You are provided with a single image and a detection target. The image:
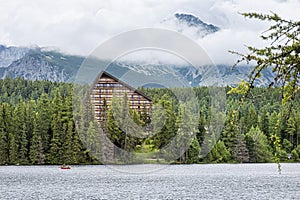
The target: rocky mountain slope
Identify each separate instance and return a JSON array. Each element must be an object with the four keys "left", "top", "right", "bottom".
[
  {"left": 0, "top": 44, "right": 274, "bottom": 87},
  {"left": 0, "top": 46, "right": 83, "bottom": 82}
]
